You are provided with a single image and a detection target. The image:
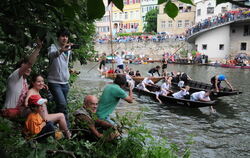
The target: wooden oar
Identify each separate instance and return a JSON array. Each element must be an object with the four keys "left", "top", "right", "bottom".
[{"left": 87, "top": 62, "right": 100, "bottom": 73}]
